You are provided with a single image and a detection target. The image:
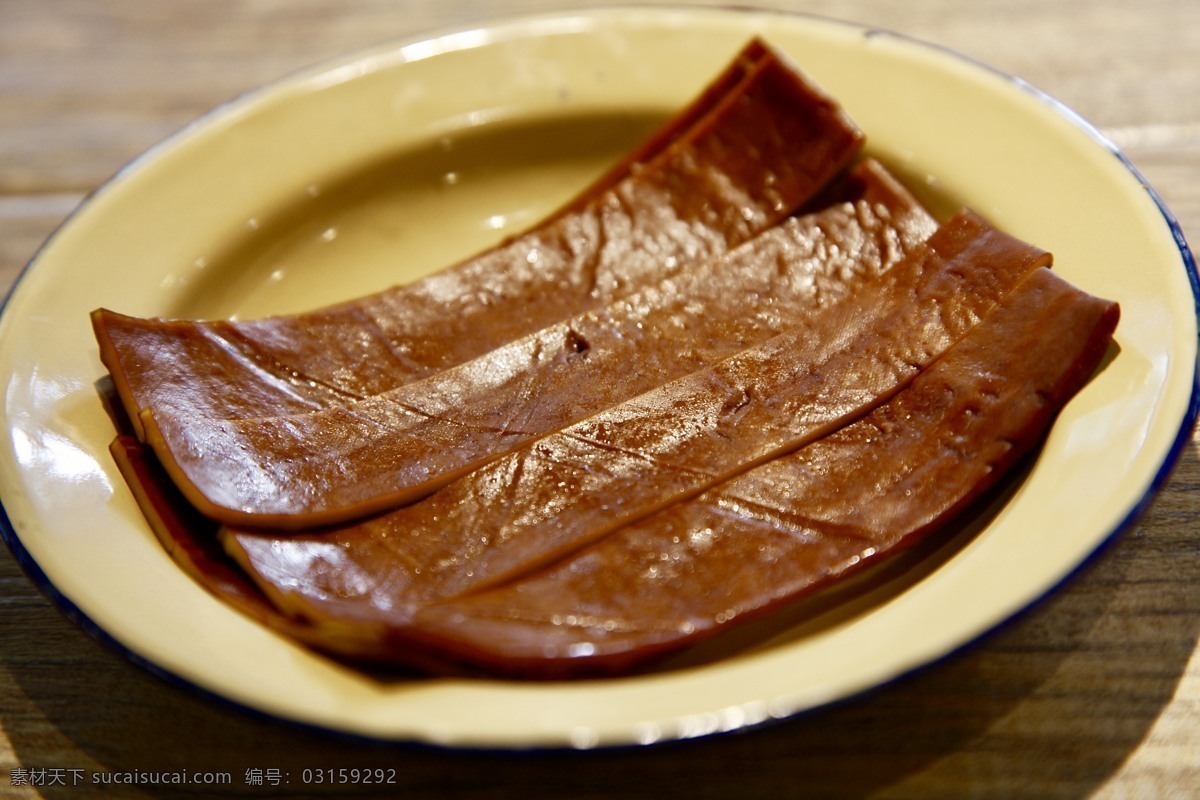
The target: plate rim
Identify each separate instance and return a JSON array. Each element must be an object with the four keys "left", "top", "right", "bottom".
[{"left": 1, "top": 3, "right": 1197, "bottom": 750}]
